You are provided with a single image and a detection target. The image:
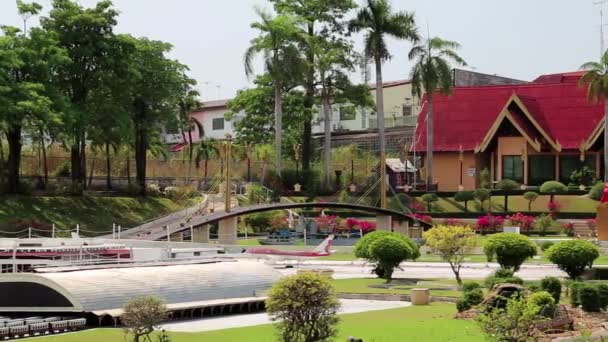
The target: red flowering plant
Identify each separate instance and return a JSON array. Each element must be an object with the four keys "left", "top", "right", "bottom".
[
  {"left": 413, "top": 213, "right": 432, "bottom": 224},
  {"left": 269, "top": 216, "right": 289, "bottom": 232},
  {"left": 562, "top": 221, "right": 575, "bottom": 237},
  {"left": 505, "top": 213, "right": 535, "bottom": 233},
  {"left": 476, "top": 214, "right": 504, "bottom": 233},
  {"left": 345, "top": 218, "right": 360, "bottom": 230},
  {"left": 547, "top": 201, "right": 561, "bottom": 215},
  {"left": 442, "top": 218, "right": 467, "bottom": 226},
  {"left": 410, "top": 201, "right": 426, "bottom": 213},
  {"left": 587, "top": 218, "right": 597, "bottom": 237},
  {"left": 314, "top": 215, "right": 344, "bottom": 233},
  {"left": 358, "top": 221, "right": 377, "bottom": 233}
]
